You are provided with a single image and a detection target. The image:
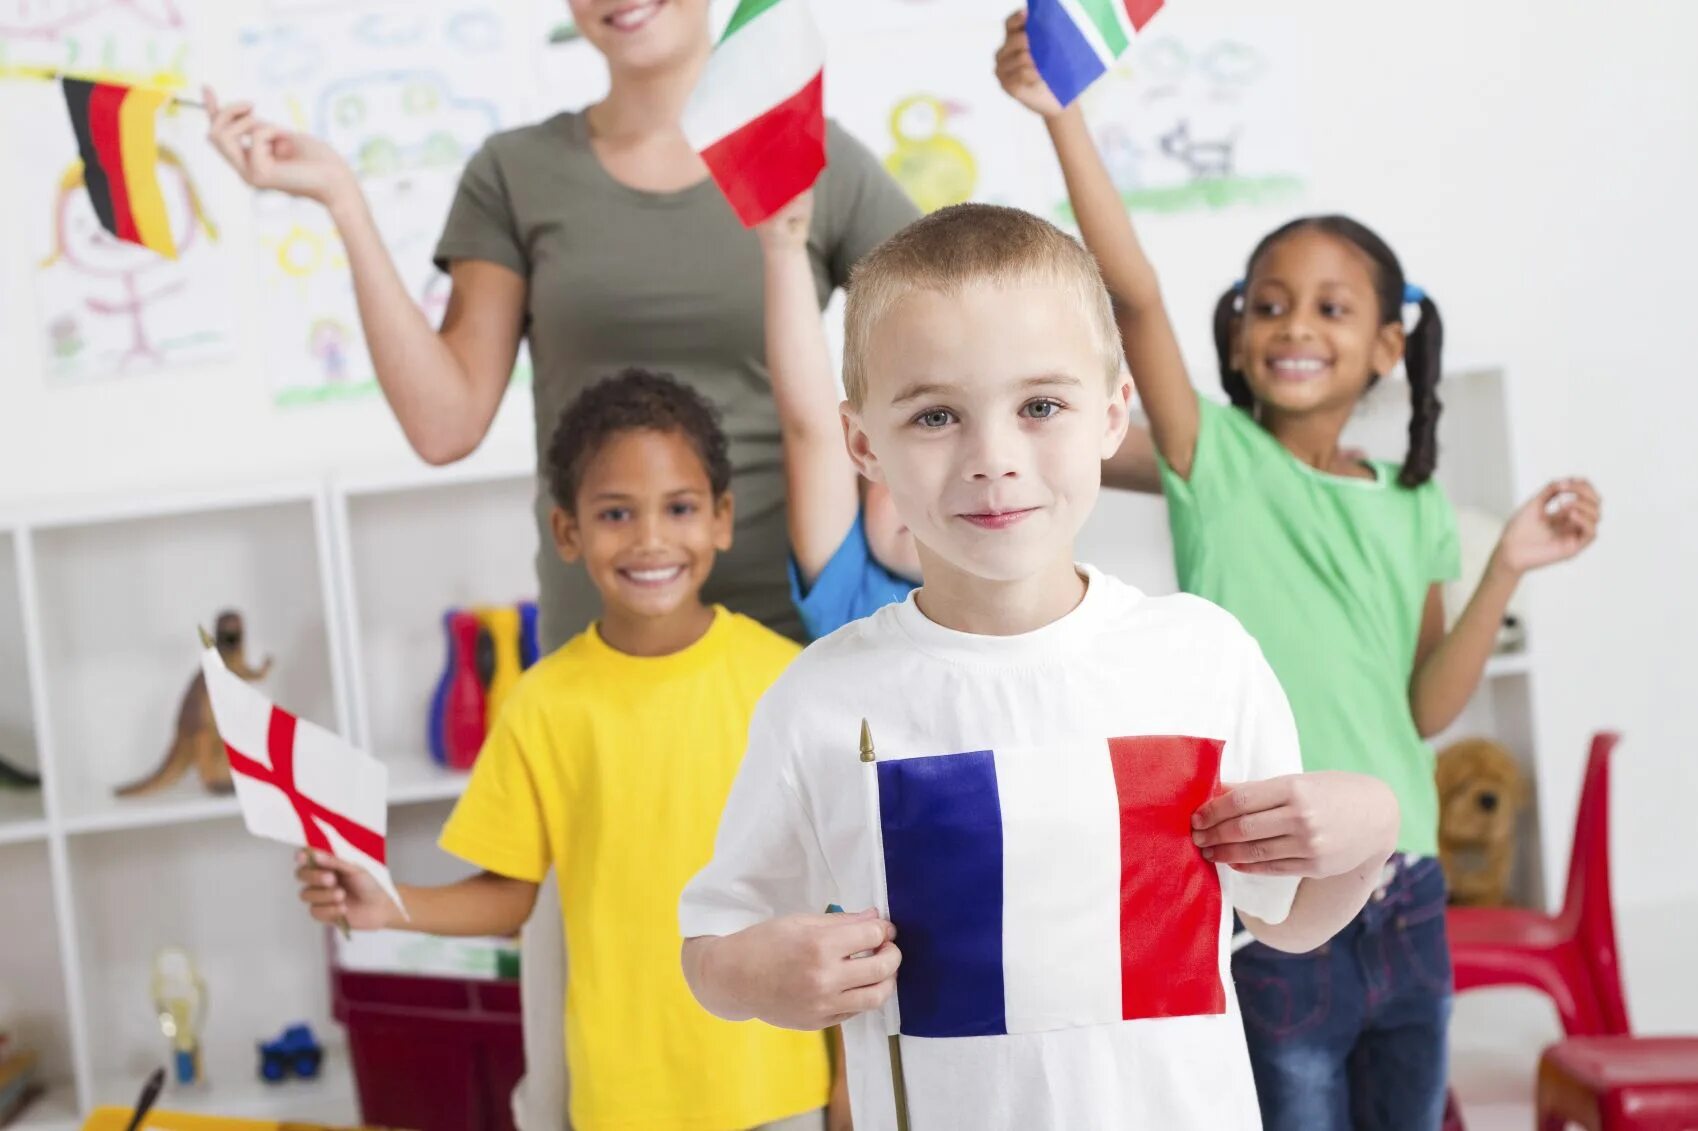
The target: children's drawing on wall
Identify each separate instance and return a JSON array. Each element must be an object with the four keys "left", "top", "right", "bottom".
[
  {"left": 240, "top": 0, "right": 523, "bottom": 406},
  {"left": 883, "top": 94, "right": 978, "bottom": 214},
  {"left": 35, "top": 142, "right": 230, "bottom": 378},
  {"left": 0, "top": 0, "right": 187, "bottom": 83},
  {"left": 827, "top": 21, "right": 1055, "bottom": 217},
  {"left": 1063, "top": 12, "right": 1309, "bottom": 217}
]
